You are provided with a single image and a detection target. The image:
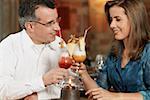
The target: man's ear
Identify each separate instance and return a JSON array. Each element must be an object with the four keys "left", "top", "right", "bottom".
[{"left": 24, "top": 22, "right": 34, "bottom": 32}]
